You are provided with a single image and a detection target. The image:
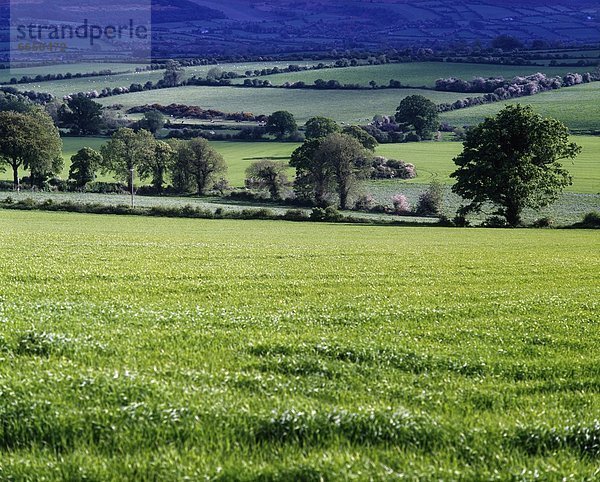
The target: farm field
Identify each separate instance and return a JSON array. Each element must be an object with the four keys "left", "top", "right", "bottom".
[
  {"left": 243, "top": 62, "right": 592, "bottom": 88},
  {"left": 0, "top": 210, "right": 598, "bottom": 479},
  {"left": 2, "top": 136, "right": 597, "bottom": 195},
  {"left": 96, "top": 86, "right": 469, "bottom": 124},
  {"left": 0, "top": 63, "right": 147, "bottom": 82},
  {"left": 440, "top": 81, "right": 600, "bottom": 133},
  {"left": 11, "top": 61, "right": 306, "bottom": 99}
]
